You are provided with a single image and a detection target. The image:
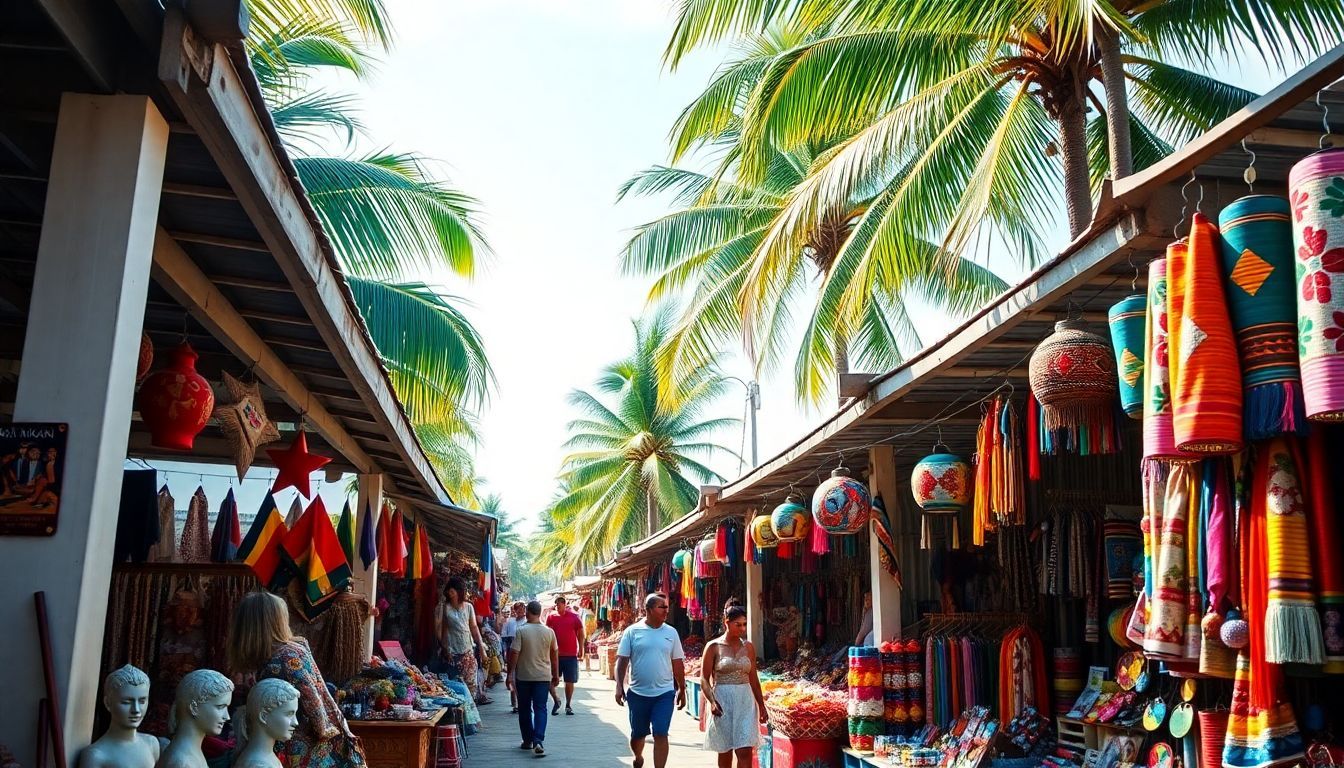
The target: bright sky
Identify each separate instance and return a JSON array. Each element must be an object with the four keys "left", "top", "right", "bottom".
[{"left": 153, "top": 2, "right": 1310, "bottom": 535}]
